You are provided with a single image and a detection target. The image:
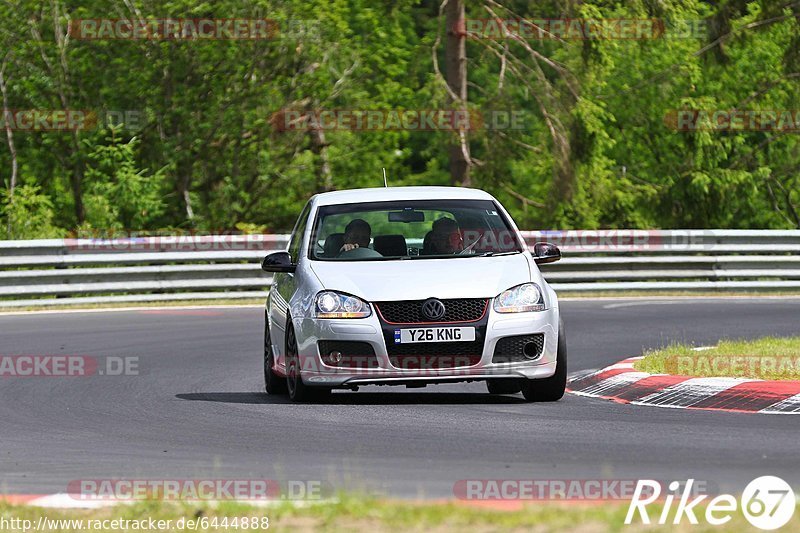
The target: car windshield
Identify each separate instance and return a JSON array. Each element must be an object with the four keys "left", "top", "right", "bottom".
[{"left": 309, "top": 199, "right": 524, "bottom": 261}]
